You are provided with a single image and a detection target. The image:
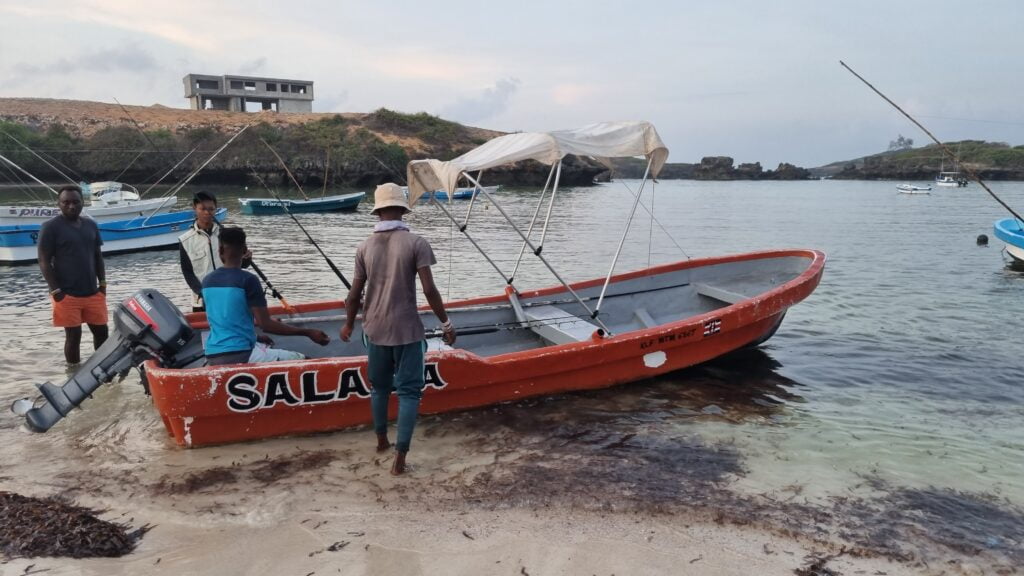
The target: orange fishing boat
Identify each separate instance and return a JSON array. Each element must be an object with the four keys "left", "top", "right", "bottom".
[
  {"left": 15, "top": 122, "right": 826, "bottom": 448},
  {"left": 141, "top": 249, "right": 823, "bottom": 447}
]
